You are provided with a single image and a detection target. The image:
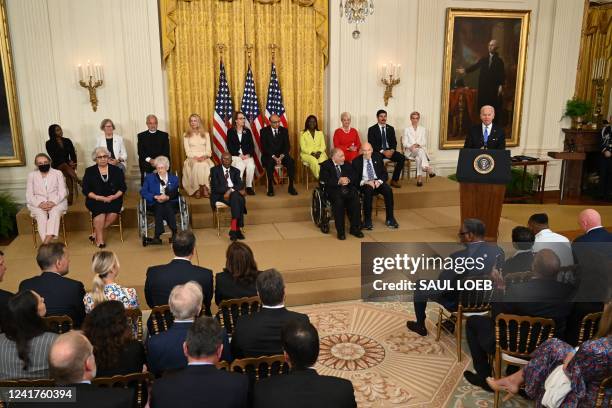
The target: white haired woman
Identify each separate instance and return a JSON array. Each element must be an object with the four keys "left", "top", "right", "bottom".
[
  {"left": 82, "top": 146, "right": 127, "bottom": 248},
  {"left": 140, "top": 155, "right": 179, "bottom": 244},
  {"left": 182, "top": 114, "right": 214, "bottom": 198}
]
